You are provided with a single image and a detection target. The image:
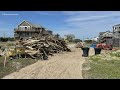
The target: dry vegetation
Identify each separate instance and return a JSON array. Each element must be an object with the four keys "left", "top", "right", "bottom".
[
  {"left": 0, "top": 57, "right": 37, "bottom": 78},
  {"left": 82, "top": 50, "right": 120, "bottom": 79}
]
